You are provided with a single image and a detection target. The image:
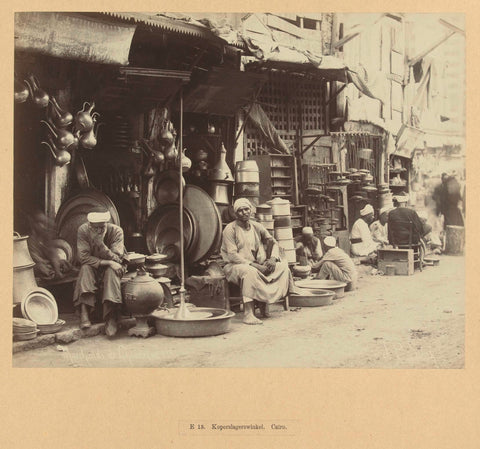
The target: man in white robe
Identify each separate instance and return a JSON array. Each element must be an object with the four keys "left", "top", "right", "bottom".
[
  {"left": 221, "top": 198, "right": 294, "bottom": 325},
  {"left": 350, "top": 204, "right": 379, "bottom": 257}
]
